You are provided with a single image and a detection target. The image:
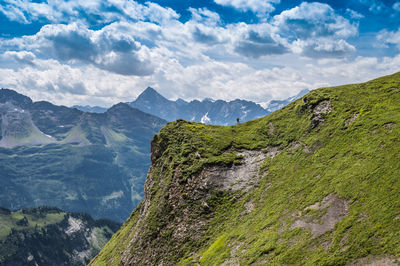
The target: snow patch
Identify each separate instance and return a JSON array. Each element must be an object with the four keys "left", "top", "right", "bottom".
[
  {"left": 200, "top": 112, "right": 211, "bottom": 124},
  {"left": 65, "top": 217, "right": 84, "bottom": 235}
]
